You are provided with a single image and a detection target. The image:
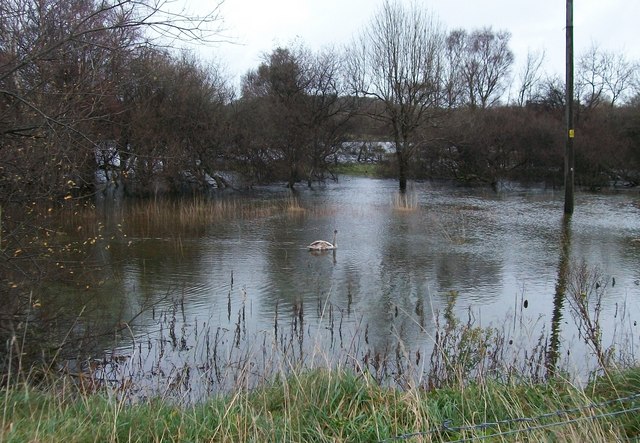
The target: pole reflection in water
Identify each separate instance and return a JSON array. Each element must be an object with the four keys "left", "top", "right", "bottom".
[
  {"left": 54, "top": 178, "right": 640, "bottom": 400},
  {"left": 547, "top": 214, "right": 572, "bottom": 377}
]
